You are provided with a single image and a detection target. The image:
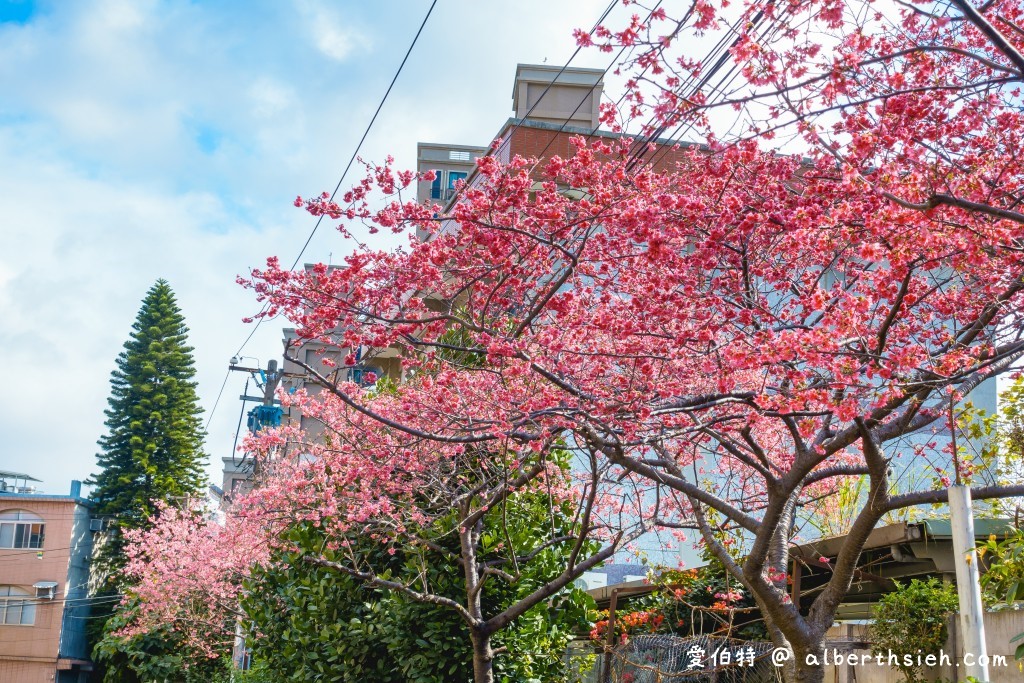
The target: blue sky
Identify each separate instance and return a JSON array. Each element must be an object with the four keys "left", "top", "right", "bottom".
[{"left": 0, "top": 0, "right": 622, "bottom": 495}]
